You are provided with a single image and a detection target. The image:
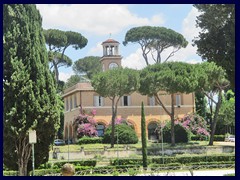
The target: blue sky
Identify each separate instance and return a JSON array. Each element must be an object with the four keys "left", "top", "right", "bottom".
[{"left": 36, "top": 4, "right": 202, "bottom": 82}]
